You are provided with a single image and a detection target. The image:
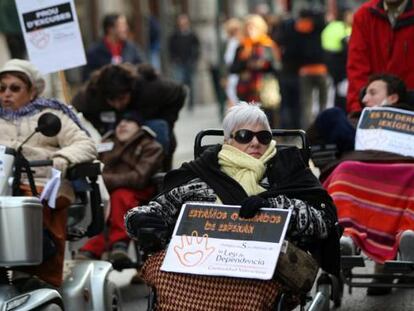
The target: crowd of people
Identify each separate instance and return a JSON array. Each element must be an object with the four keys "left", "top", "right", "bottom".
[{"left": 0, "top": 0, "right": 413, "bottom": 309}]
